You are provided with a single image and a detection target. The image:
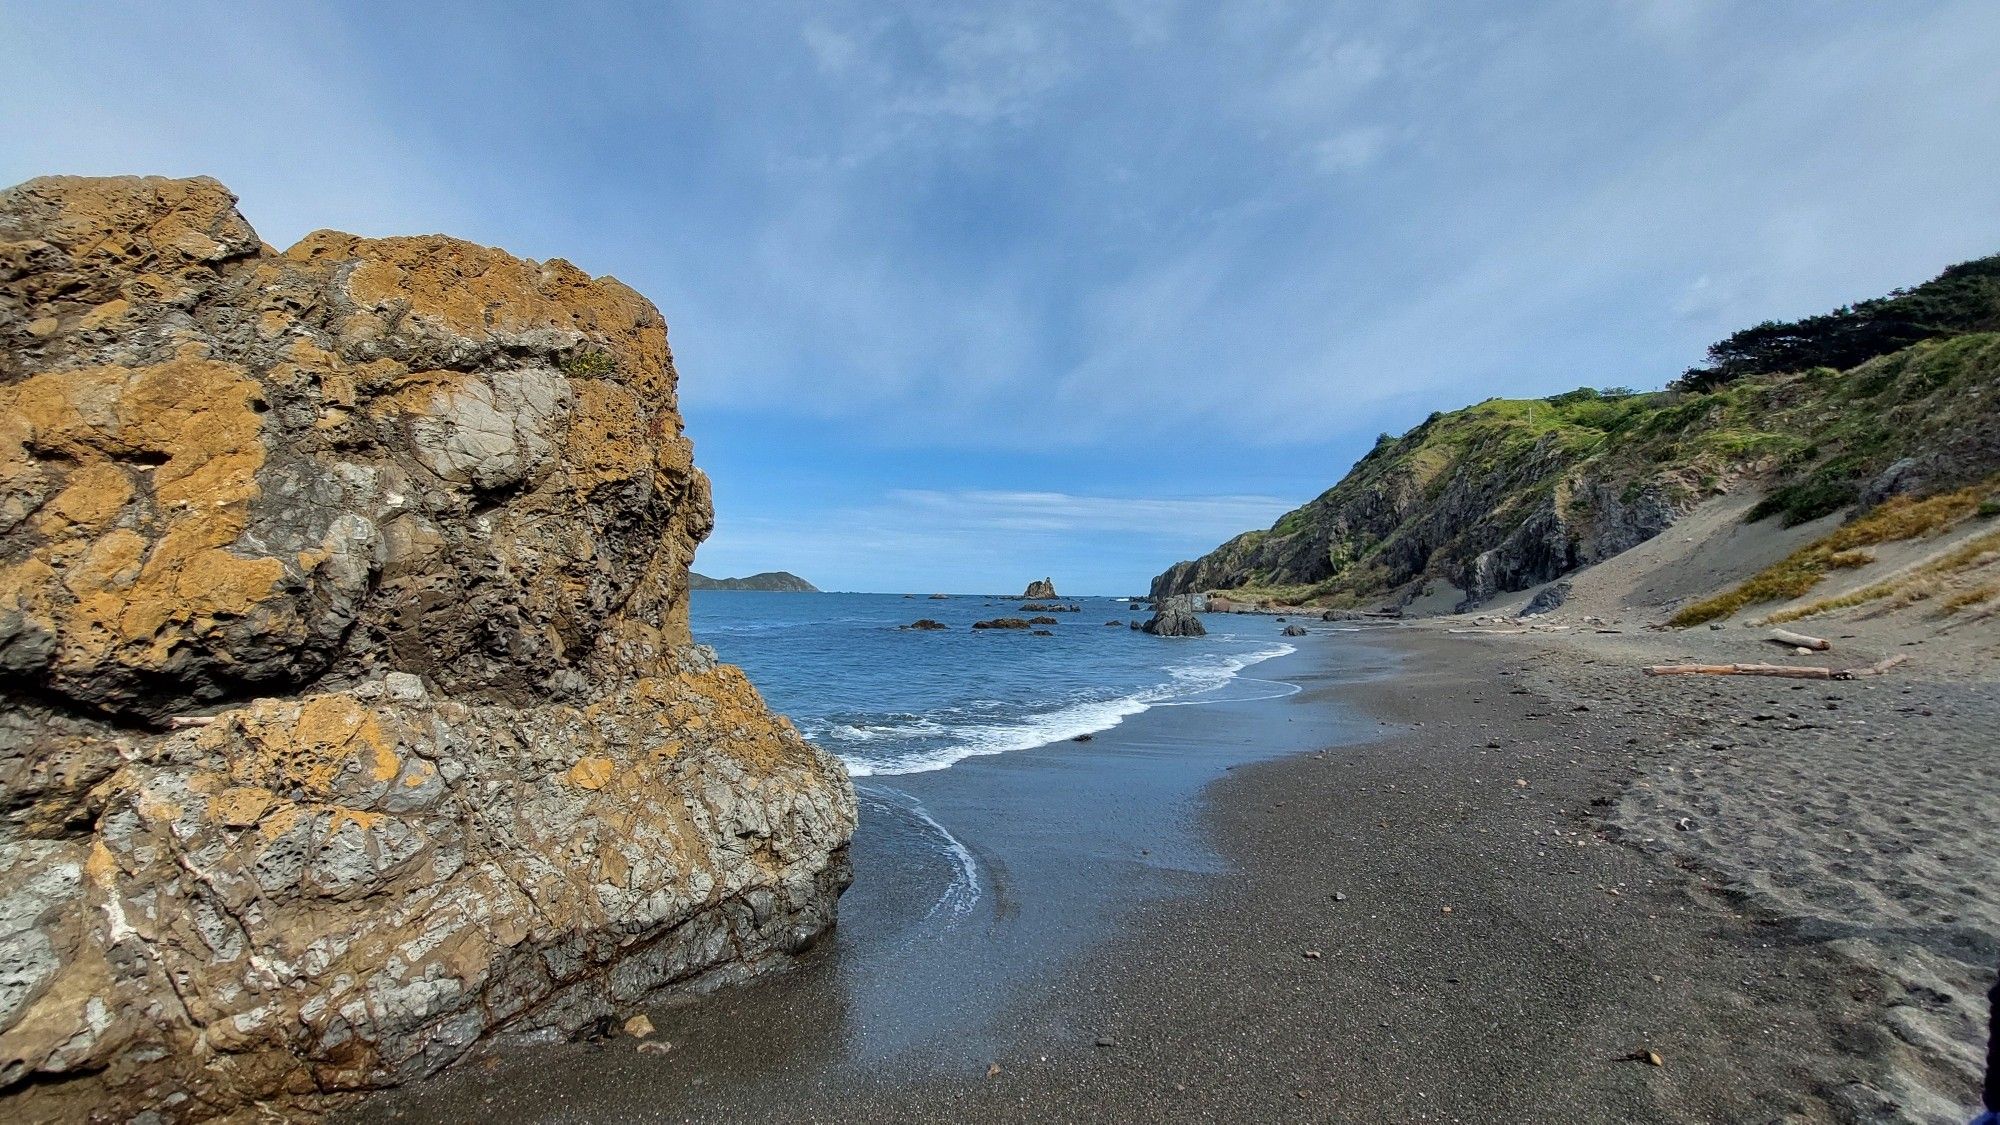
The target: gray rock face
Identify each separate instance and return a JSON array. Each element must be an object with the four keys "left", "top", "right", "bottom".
[
  {"left": 1521, "top": 580, "right": 1572, "bottom": 616},
  {"left": 0, "top": 176, "right": 856, "bottom": 1121},
  {"left": 1142, "top": 595, "right": 1207, "bottom": 637},
  {"left": 1152, "top": 431, "right": 1690, "bottom": 612},
  {"left": 1281, "top": 624, "right": 1308, "bottom": 636}
]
